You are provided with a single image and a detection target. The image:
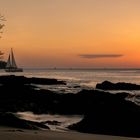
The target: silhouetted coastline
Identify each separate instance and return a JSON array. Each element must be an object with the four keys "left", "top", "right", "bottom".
[
  {"left": 96, "top": 80, "right": 140, "bottom": 90},
  {"left": 1, "top": 75, "right": 140, "bottom": 137},
  {"left": 0, "top": 112, "right": 49, "bottom": 130}
]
